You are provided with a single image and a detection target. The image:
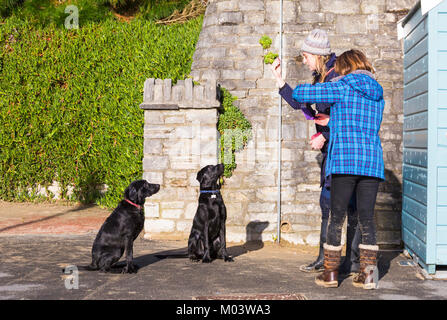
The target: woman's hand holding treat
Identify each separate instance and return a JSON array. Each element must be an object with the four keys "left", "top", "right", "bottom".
[{"left": 270, "top": 57, "right": 285, "bottom": 88}]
